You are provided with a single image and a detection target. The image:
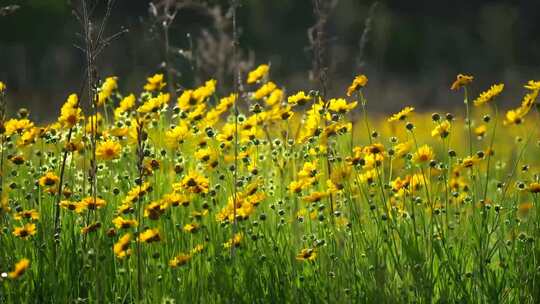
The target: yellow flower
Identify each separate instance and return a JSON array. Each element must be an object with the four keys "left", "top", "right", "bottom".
[
  {"left": 187, "top": 104, "right": 207, "bottom": 122},
  {"left": 431, "top": 120, "right": 451, "bottom": 138},
  {"left": 17, "top": 127, "right": 40, "bottom": 147},
  {"left": 298, "top": 161, "right": 318, "bottom": 180},
  {"left": 14, "top": 209, "right": 39, "bottom": 221},
  {"left": 13, "top": 223, "right": 37, "bottom": 239},
  {"left": 504, "top": 87, "right": 539, "bottom": 126},
  {"left": 169, "top": 254, "right": 192, "bottom": 268},
  {"left": 363, "top": 143, "right": 385, "bottom": 155},
  {"left": 8, "top": 258, "right": 30, "bottom": 279},
  {"left": 450, "top": 74, "right": 473, "bottom": 90},
  {"left": 137, "top": 93, "right": 170, "bottom": 114},
  {"left": 474, "top": 125, "right": 487, "bottom": 138},
  {"left": 288, "top": 180, "right": 305, "bottom": 194},
  {"left": 58, "top": 94, "right": 82, "bottom": 128},
  {"left": 4, "top": 118, "right": 34, "bottom": 136},
  {"left": 215, "top": 93, "right": 237, "bottom": 112},
  {"left": 114, "top": 233, "right": 132, "bottom": 259},
  {"left": 165, "top": 122, "right": 191, "bottom": 148},
  {"left": 461, "top": 156, "right": 480, "bottom": 168},
  {"left": 138, "top": 228, "right": 161, "bottom": 243},
  {"left": 359, "top": 169, "right": 377, "bottom": 184},
  {"left": 39, "top": 172, "right": 59, "bottom": 187},
  {"left": 388, "top": 106, "right": 414, "bottom": 122},
  {"left": 114, "top": 94, "right": 136, "bottom": 118},
  {"left": 253, "top": 81, "right": 276, "bottom": 100},
  {"left": 183, "top": 223, "right": 199, "bottom": 233},
  {"left": 288, "top": 91, "right": 312, "bottom": 106},
  {"left": 296, "top": 248, "right": 317, "bottom": 261},
  {"left": 412, "top": 145, "right": 435, "bottom": 164},
  {"left": 327, "top": 98, "right": 358, "bottom": 113},
  {"left": 177, "top": 171, "right": 209, "bottom": 194},
  {"left": 81, "top": 222, "right": 102, "bottom": 235},
  {"left": 529, "top": 182, "right": 540, "bottom": 193},
  {"left": 266, "top": 89, "right": 283, "bottom": 107},
  {"left": 122, "top": 182, "right": 152, "bottom": 206},
  {"left": 503, "top": 108, "right": 525, "bottom": 125},
  {"left": 97, "top": 76, "right": 118, "bottom": 106},
  {"left": 192, "top": 79, "right": 217, "bottom": 103},
  {"left": 524, "top": 80, "right": 540, "bottom": 91},
  {"left": 144, "top": 200, "right": 168, "bottom": 220},
  {"left": 79, "top": 197, "right": 107, "bottom": 210},
  {"left": 112, "top": 216, "right": 138, "bottom": 229},
  {"left": 163, "top": 192, "right": 191, "bottom": 207},
  {"left": 473, "top": 84, "right": 504, "bottom": 106},
  {"left": 177, "top": 89, "right": 195, "bottom": 111},
  {"left": 96, "top": 140, "right": 122, "bottom": 160},
  {"left": 191, "top": 244, "right": 205, "bottom": 255},
  {"left": 410, "top": 174, "right": 428, "bottom": 191},
  {"left": 144, "top": 73, "right": 166, "bottom": 91},
  {"left": 302, "top": 191, "right": 328, "bottom": 203},
  {"left": 247, "top": 64, "right": 269, "bottom": 84},
  {"left": 347, "top": 75, "right": 368, "bottom": 96},
  {"left": 60, "top": 200, "right": 84, "bottom": 213},
  {"left": 393, "top": 141, "right": 412, "bottom": 158},
  {"left": 223, "top": 233, "right": 243, "bottom": 249},
  {"left": 0, "top": 81, "right": 6, "bottom": 93}
]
